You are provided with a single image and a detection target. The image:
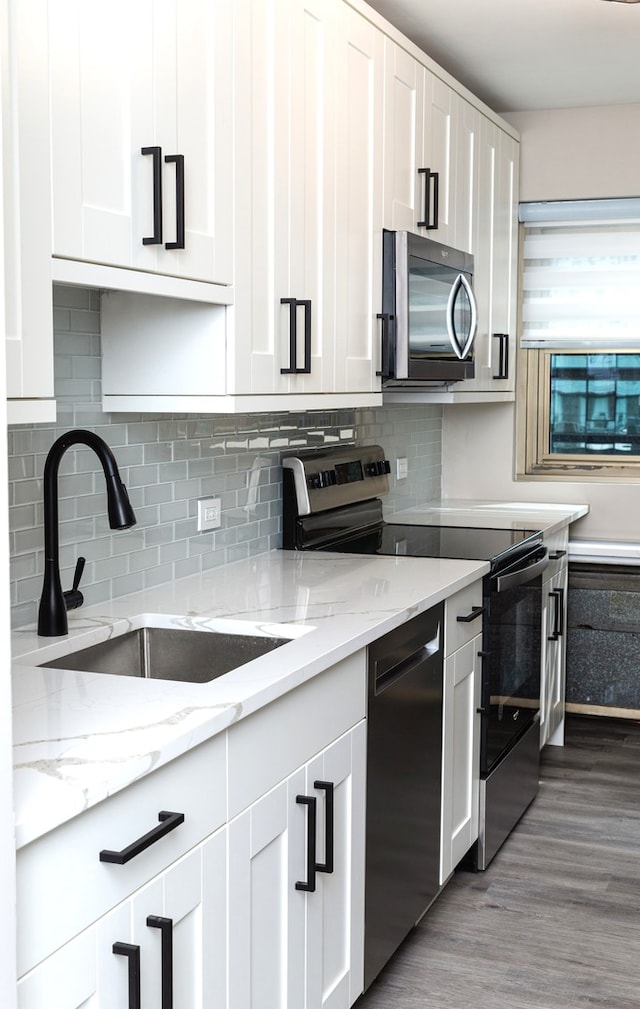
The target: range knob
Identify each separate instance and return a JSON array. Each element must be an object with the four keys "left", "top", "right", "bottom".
[
  {"left": 308, "top": 469, "right": 337, "bottom": 490},
  {"left": 319, "top": 468, "right": 337, "bottom": 487},
  {"left": 364, "top": 459, "right": 391, "bottom": 477}
]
